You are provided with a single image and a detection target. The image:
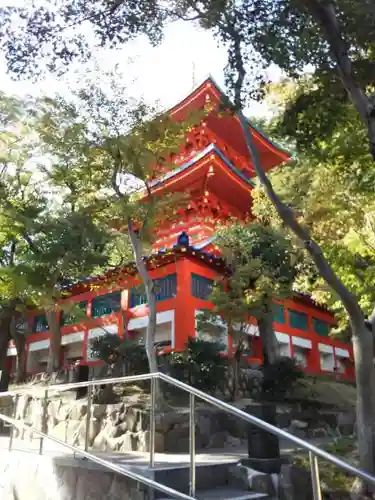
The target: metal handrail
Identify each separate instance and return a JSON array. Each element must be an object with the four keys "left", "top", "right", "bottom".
[
  {"left": 1, "top": 371, "right": 375, "bottom": 500},
  {"left": 0, "top": 411, "right": 196, "bottom": 500},
  {"left": 158, "top": 372, "right": 375, "bottom": 485},
  {"left": 0, "top": 372, "right": 157, "bottom": 398}
]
